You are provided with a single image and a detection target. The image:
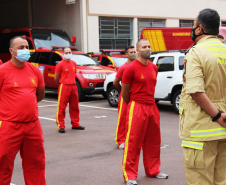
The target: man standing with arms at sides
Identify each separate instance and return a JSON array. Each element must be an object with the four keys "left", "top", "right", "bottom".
[
  {"left": 0, "top": 36, "right": 46, "bottom": 185},
  {"left": 121, "top": 39, "right": 168, "bottom": 185},
  {"left": 113, "top": 46, "right": 136, "bottom": 149},
  {"left": 55, "top": 47, "right": 85, "bottom": 133},
  {"left": 179, "top": 9, "right": 226, "bottom": 185}
]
